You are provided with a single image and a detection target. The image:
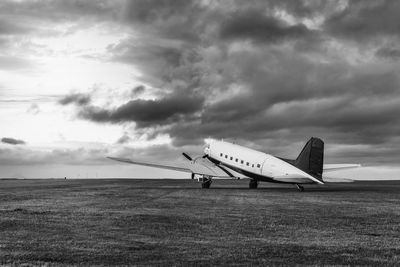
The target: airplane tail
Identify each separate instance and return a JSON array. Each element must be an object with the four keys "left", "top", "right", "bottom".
[{"left": 294, "top": 137, "right": 324, "bottom": 181}]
